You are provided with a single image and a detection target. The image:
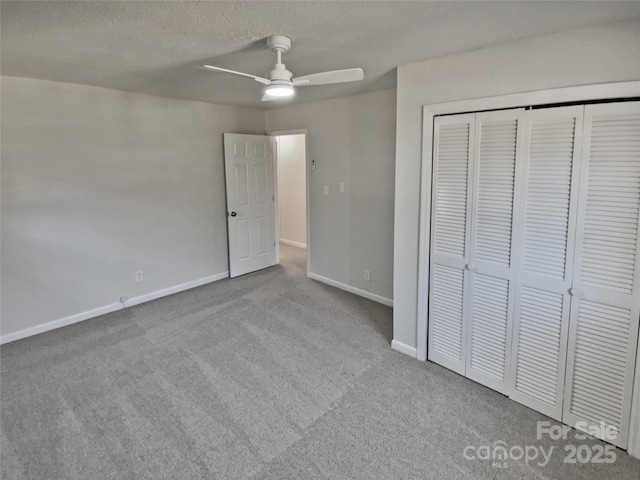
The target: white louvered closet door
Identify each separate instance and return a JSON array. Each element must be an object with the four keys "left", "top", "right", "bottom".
[
  {"left": 428, "top": 114, "right": 475, "bottom": 375},
  {"left": 465, "top": 109, "right": 524, "bottom": 394},
  {"left": 563, "top": 102, "right": 640, "bottom": 449},
  {"left": 509, "top": 106, "right": 584, "bottom": 420}
]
